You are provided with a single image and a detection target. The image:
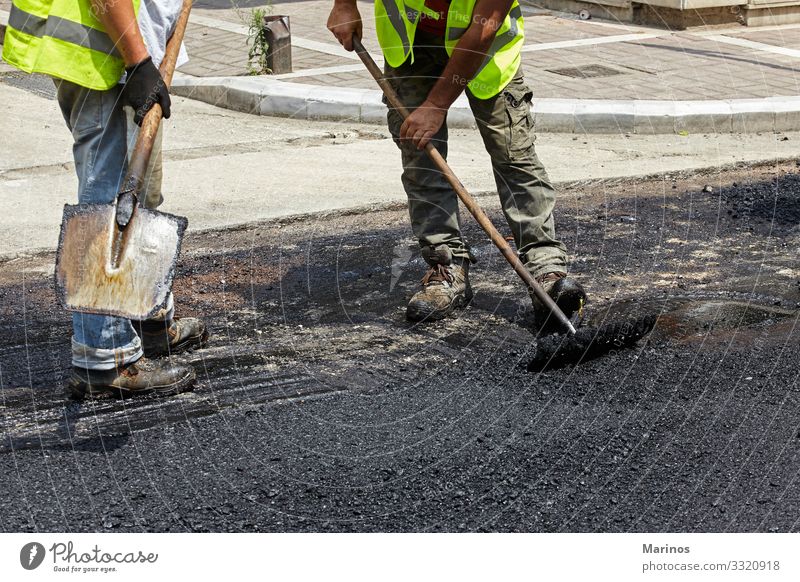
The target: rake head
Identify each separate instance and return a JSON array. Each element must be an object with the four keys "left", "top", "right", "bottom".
[{"left": 528, "top": 314, "right": 658, "bottom": 372}]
